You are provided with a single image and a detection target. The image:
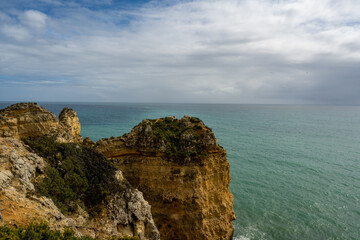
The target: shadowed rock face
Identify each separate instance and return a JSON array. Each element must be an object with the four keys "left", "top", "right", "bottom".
[
  {"left": 0, "top": 103, "right": 82, "bottom": 143},
  {"left": 0, "top": 103, "right": 160, "bottom": 240},
  {"left": 0, "top": 137, "right": 159, "bottom": 240},
  {"left": 96, "top": 116, "right": 236, "bottom": 240},
  {"left": 0, "top": 103, "right": 235, "bottom": 239}
]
